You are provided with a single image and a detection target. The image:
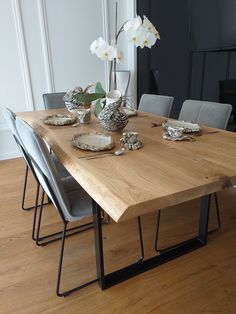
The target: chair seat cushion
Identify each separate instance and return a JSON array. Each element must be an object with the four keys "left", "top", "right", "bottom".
[
  {"left": 52, "top": 154, "right": 71, "bottom": 178},
  {"left": 61, "top": 176, "right": 92, "bottom": 221}
]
